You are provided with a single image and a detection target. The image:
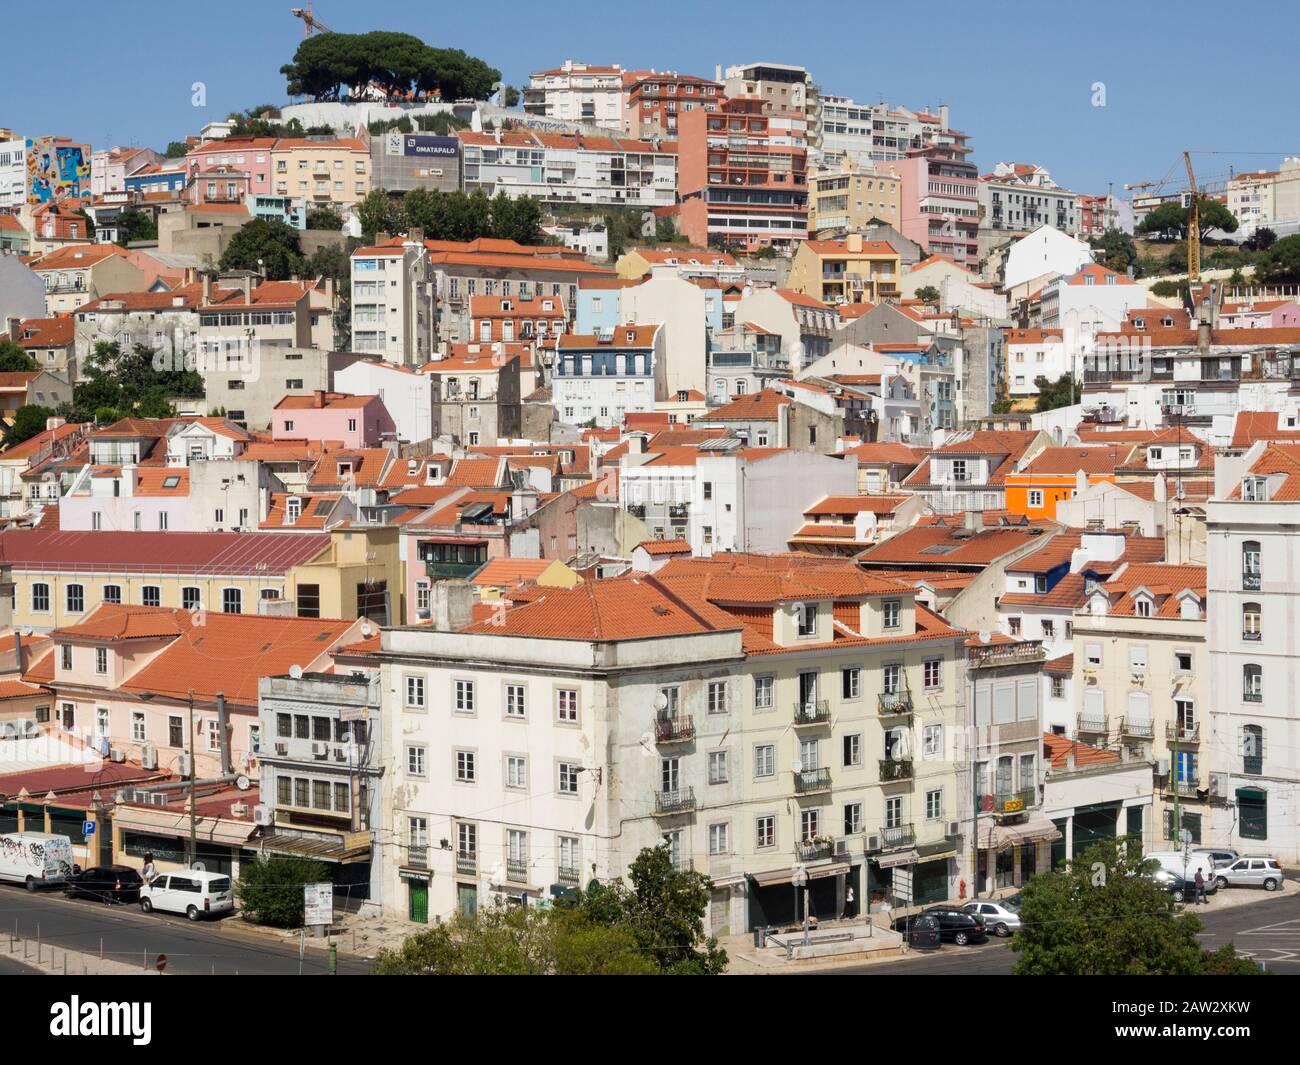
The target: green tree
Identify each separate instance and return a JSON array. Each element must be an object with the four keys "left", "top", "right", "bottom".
[
  {"left": 1090, "top": 228, "right": 1137, "bottom": 274},
  {"left": 218, "top": 218, "right": 304, "bottom": 279},
  {"left": 1012, "top": 840, "right": 1206, "bottom": 975},
  {"left": 1200, "top": 943, "right": 1263, "bottom": 976},
  {"left": 1137, "top": 198, "right": 1238, "bottom": 241},
  {"left": 306, "top": 206, "right": 345, "bottom": 231},
  {"left": 72, "top": 341, "right": 203, "bottom": 424},
  {"left": 117, "top": 209, "right": 158, "bottom": 244},
  {"left": 235, "top": 857, "right": 329, "bottom": 928},
  {"left": 164, "top": 141, "right": 190, "bottom": 159},
  {"left": 1255, "top": 234, "right": 1300, "bottom": 285},
  {"left": 489, "top": 192, "right": 542, "bottom": 244},
  {"left": 3, "top": 406, "right": 54, "bottom": 448},
  {"left": 503, "top": 85, "right": 520, "bottom": 108},
  {"left": 372, "top": 904, "right": 656, "bottom": 975},
  {"left": 1034, "top": 372, "right": 1077, "bottom": 412},
  {"left": 914, "top": 285, "right": 941, "bottom": 304},
  {"left": 356, "top": 188, "right": 405, "bottom": 241},
  {"left": 281, "top": 31, "right": 499, "bottom": 102},
  {"left": 1246, "top": 226, "right": 1277, "bottom": 251},
  {"left": 575, "top": 844, "right": 727, "bottom": 974},
  {"left": 0, "top": 339, "right": 37, "bottom": 373}
]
